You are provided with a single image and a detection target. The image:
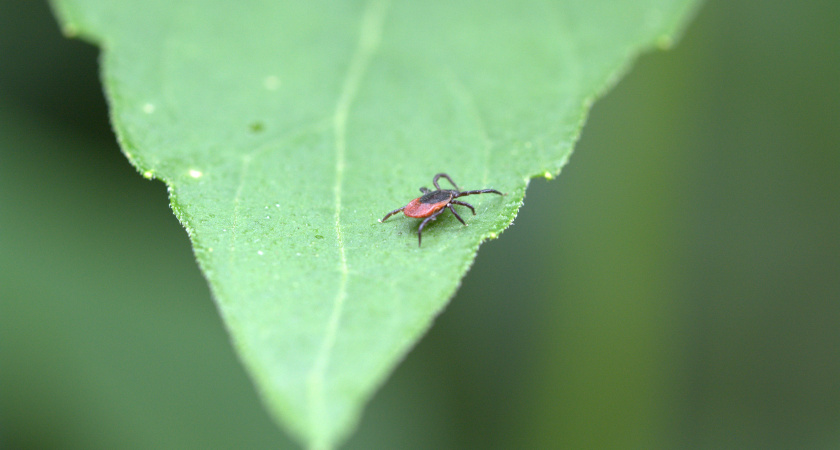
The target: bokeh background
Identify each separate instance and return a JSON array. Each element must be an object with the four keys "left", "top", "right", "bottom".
[{"left": 2, "top": 0, "right": 838, "bottom": 448}]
